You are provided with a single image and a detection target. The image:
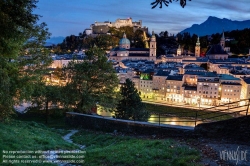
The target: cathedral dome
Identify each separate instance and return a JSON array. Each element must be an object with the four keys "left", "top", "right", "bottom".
[{"left": 119, "top": 33, "right": 130, "bottom": 45}]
